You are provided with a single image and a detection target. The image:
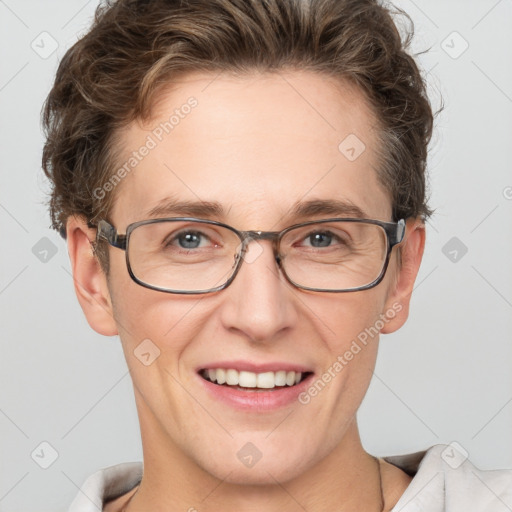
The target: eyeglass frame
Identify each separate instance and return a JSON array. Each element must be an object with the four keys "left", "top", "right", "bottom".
[{"left": 95, "top": 216, "right": 406, "bottom": 294}]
